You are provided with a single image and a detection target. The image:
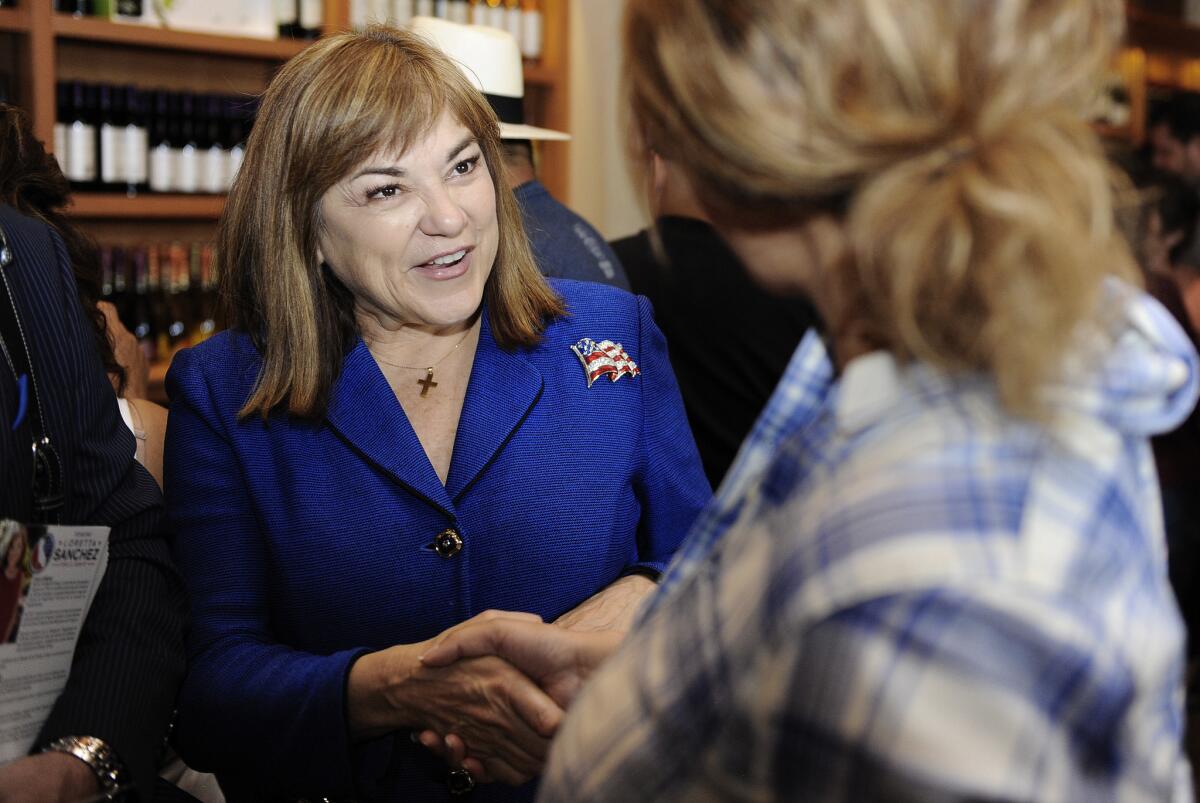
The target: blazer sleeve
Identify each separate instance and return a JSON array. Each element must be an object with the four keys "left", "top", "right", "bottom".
[
  {"left": 28, "top": 221, "right": 188, "bottom": 802},
  {"left": 164, "top": 348, "right": 370, "bottom": 798},
  {"left": 630, "top": 294, "right": 712, "bottom": 575}
]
